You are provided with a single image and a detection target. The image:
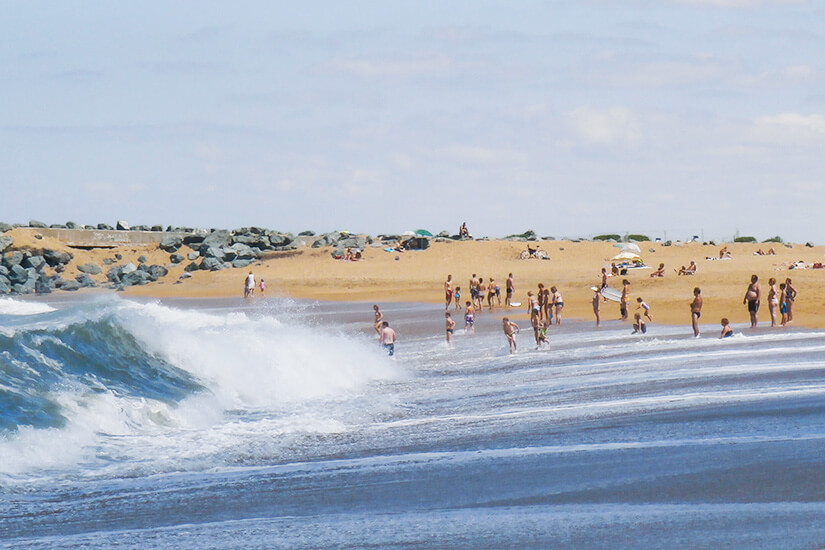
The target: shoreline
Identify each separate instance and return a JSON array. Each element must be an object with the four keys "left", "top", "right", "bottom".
[{"left": 3, "top": 228, "right": 824, "bottom": 330}]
